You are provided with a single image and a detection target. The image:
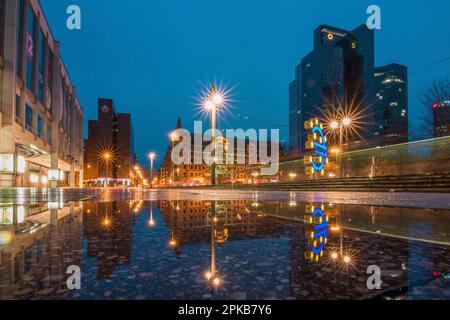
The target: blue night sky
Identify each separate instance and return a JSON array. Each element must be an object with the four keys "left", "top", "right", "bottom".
[{"left": 40, "top": 0, "right": 450, "bottom": 168}]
